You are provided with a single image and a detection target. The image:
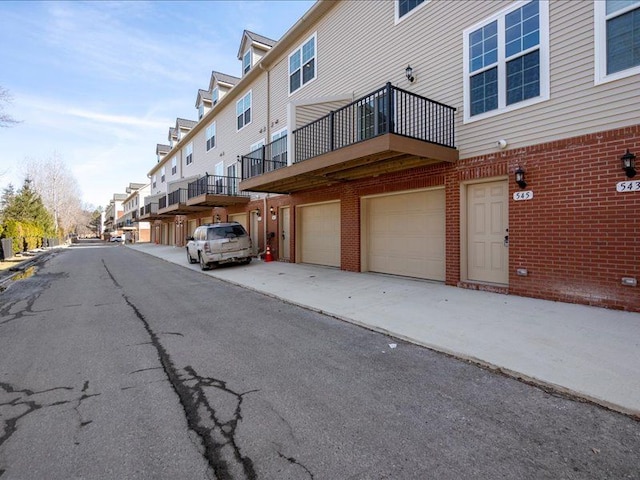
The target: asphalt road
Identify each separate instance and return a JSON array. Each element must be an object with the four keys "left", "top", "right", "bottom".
[{"left": 0, "top": 244, "right": 638, "bottom": 480}]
